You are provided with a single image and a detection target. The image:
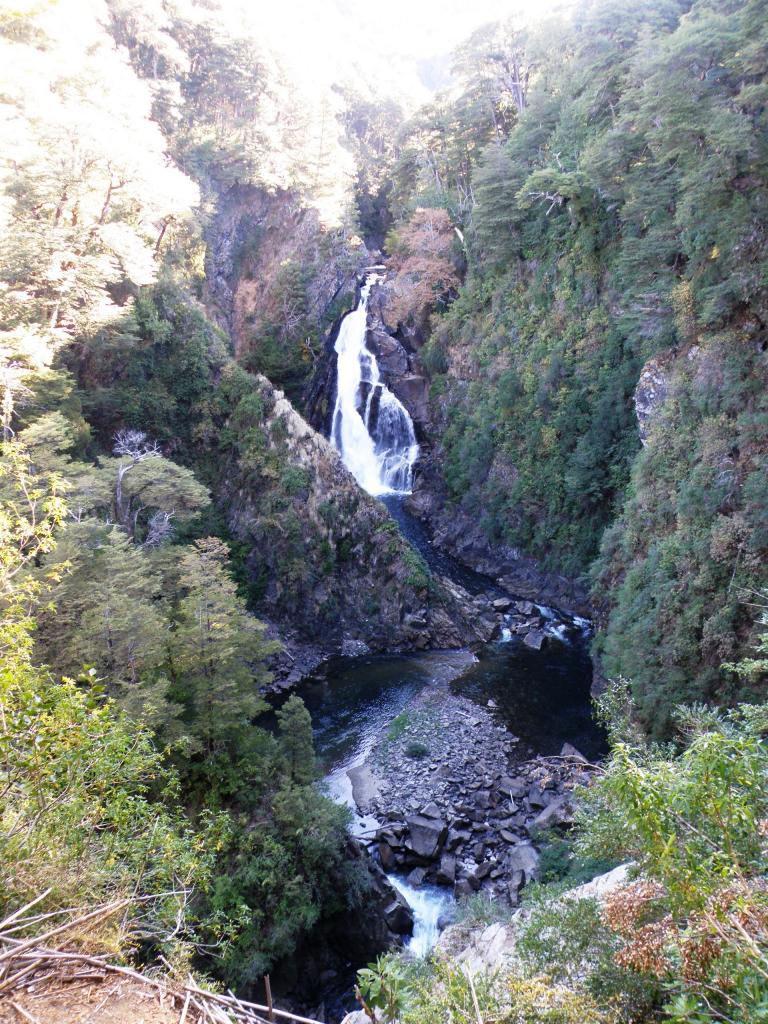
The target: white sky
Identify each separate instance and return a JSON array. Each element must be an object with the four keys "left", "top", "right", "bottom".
[
  {"left": 329, "top": 0, "right": 562, "bottom": 58},
  {"left": 235, "top": 0, "right": 567, "bottom": 102}
]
